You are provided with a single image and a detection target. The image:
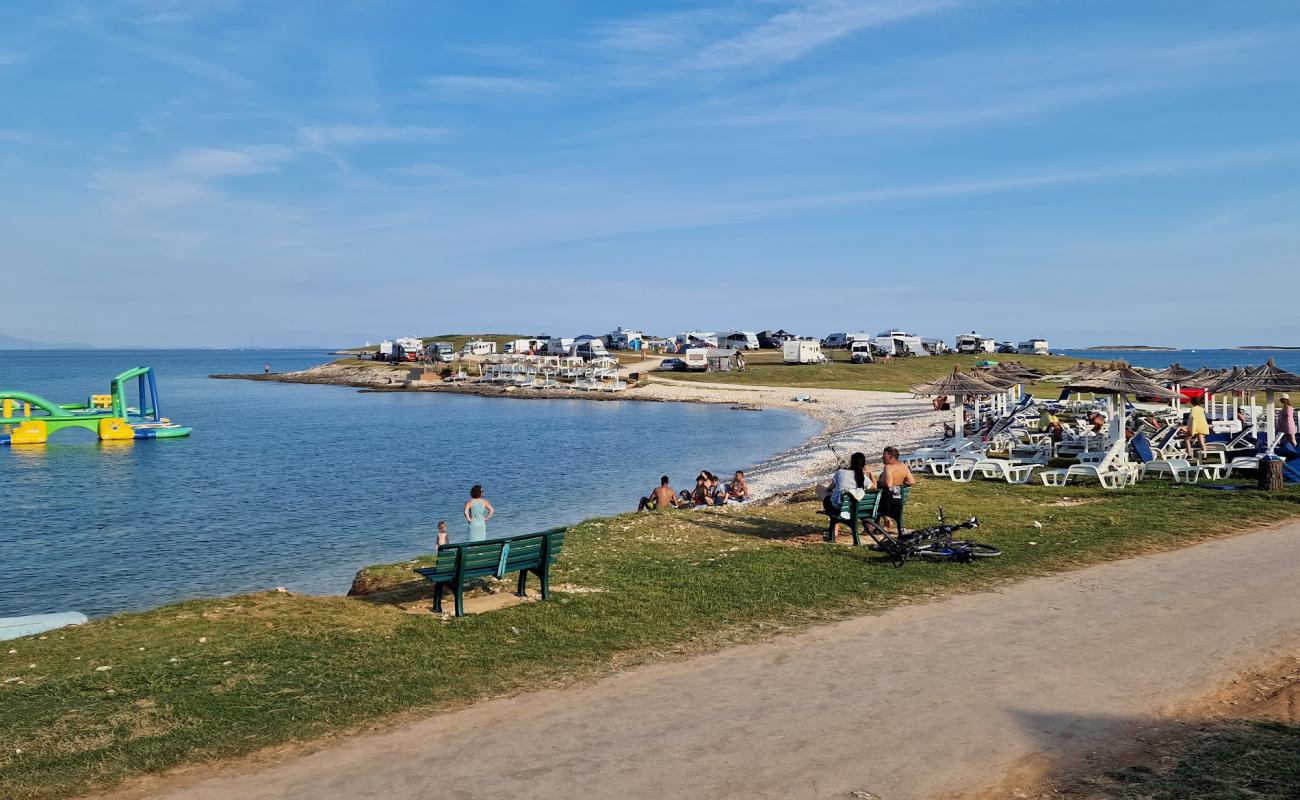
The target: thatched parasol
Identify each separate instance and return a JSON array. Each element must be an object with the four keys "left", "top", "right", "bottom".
[
  {"left": 1154, "top": 363, "right": 1196, "bottom": 382},
  {"left": 1059, "top": 363, "right": 1181, "bottom": 466},
  {"left": 970, "top": 368, "right": 1018, "bottom": 390},
  {"left": 1214, "top": 359, "right": 1300, "bottom": 450},
  {"left": 911, "top": 368, "right": 1001, "bottom": 446}
]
